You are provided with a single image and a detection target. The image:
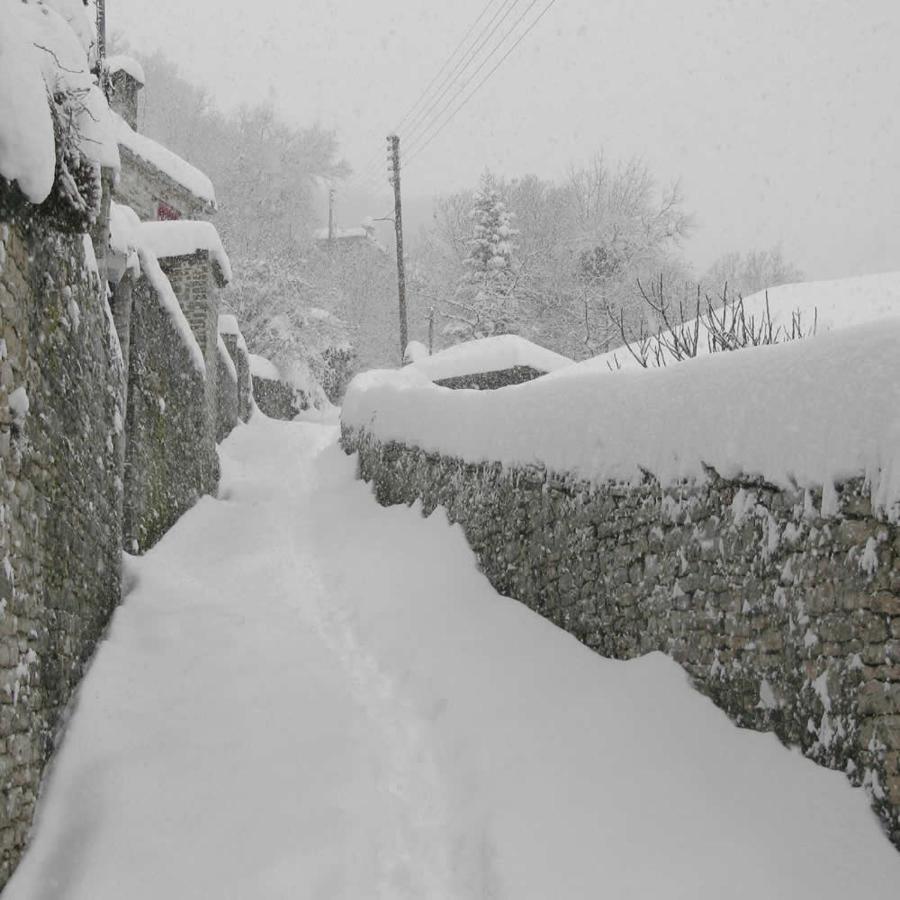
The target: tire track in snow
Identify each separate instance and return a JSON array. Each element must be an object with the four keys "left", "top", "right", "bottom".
[{"left": 270, "top": 426, "right": 459, "bottom": 899}]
